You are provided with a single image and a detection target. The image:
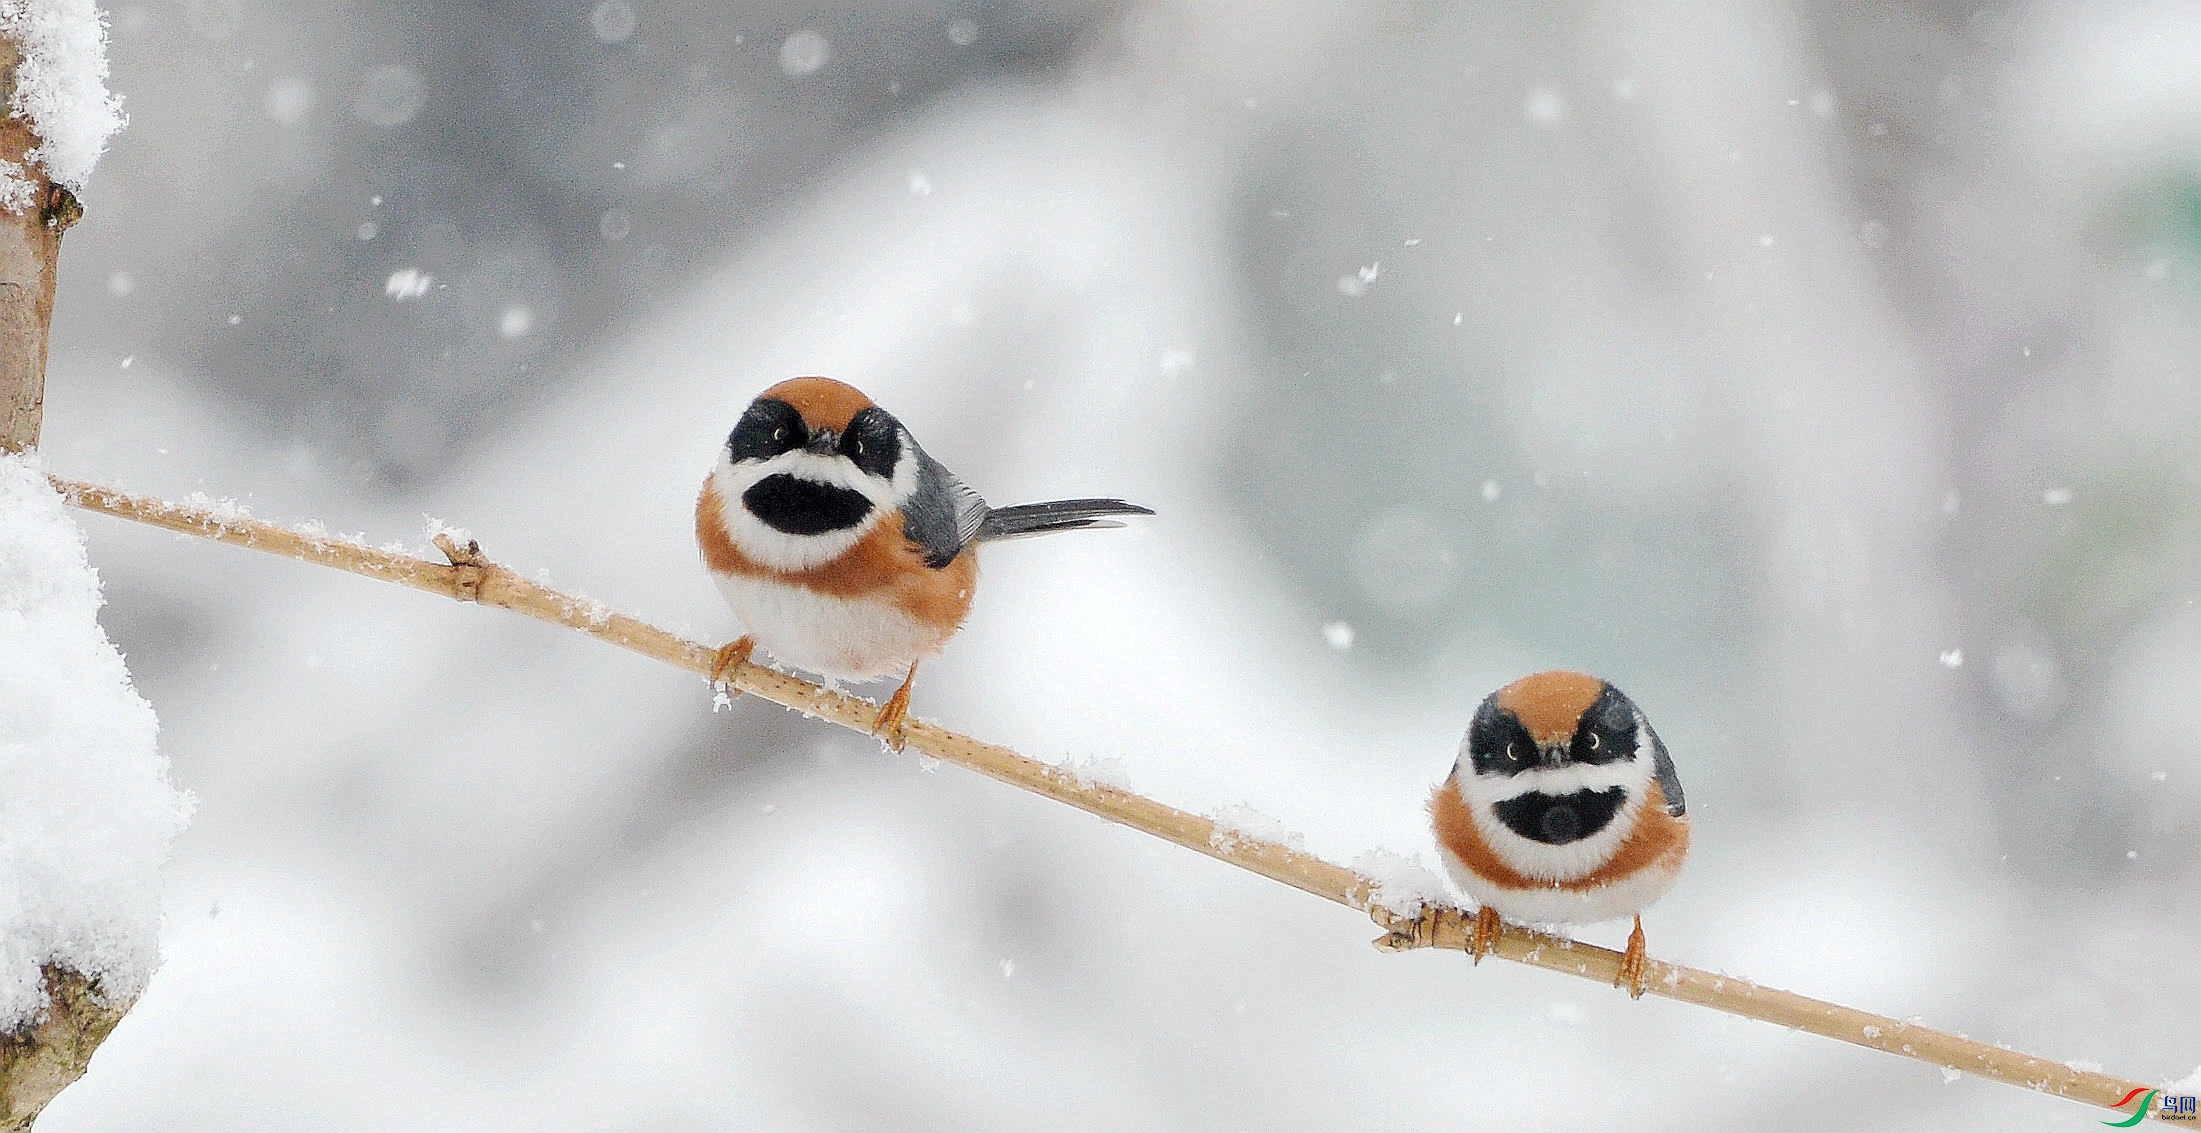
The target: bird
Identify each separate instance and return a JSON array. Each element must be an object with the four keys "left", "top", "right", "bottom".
[
  {"left": 1428, "top": 670, "right": 1689, "bottom": 997},
  {"left": 695, "top": 376, "right": 1152, "bottom": 747}
]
